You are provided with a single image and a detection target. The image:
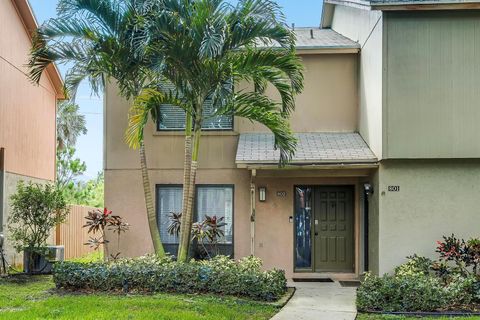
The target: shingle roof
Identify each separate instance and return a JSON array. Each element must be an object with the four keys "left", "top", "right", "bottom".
[
  {"left": 236, "top": 132, "right": 377, "bottom": 165},
  {"left": 293, "top": 28, "right": 360, "bottom": 49},
  {"left": 261, "top": 28, "right": 360, "bottom": 50}
]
